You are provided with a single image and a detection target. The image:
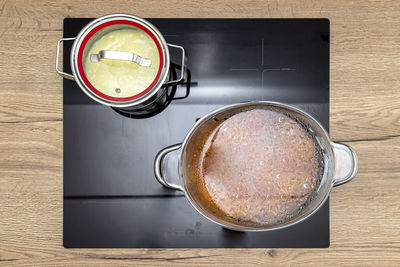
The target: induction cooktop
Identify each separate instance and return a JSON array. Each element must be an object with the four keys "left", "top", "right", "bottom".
[{"left": 63, "top": 18, "right": 330, "bottom": 248}]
